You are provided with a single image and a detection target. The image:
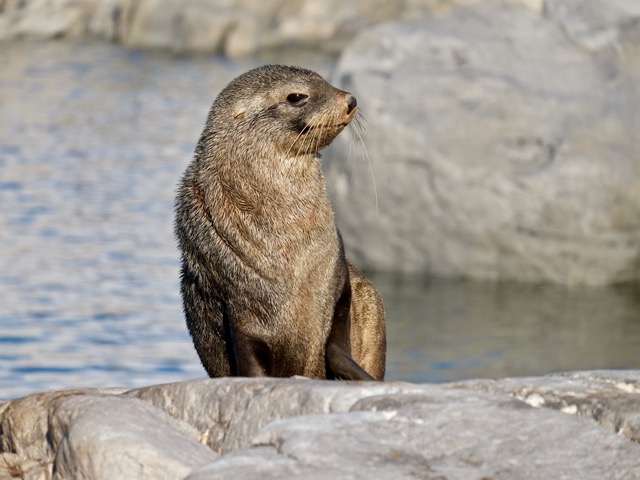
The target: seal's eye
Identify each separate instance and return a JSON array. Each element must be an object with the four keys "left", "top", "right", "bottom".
[{"left": 286, "top": 93, "right": 308, "bottom": 105}]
